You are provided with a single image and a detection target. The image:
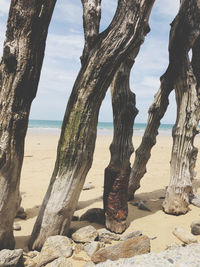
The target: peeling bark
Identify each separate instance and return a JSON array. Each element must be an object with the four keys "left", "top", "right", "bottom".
[
  {"left": 0, "top": 0, "right": 56, "bottom": 249},
  {"left": 128, "top": 0, "right": 200, "bottom": 201},
  {"left": 30, "top": 0, "right": 155, "bottom": 250}
]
